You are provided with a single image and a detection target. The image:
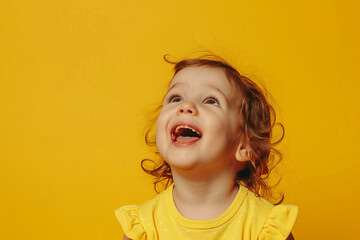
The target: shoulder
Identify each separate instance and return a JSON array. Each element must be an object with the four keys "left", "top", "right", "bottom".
[
  {"left": 240, "top": 187, "right": 298, "bottom": 240},
  {"left": 258, "top": 203, "right": 298, "bottom": 240},
  {"left": 114, "top": 186, "right": 172, "bottom": 240},
  {"left": 116, "top": 186, "right": 170, "bottom": 218},
  {"left": 138, "top": 186, "right": 171, "bottom": 216},
  {"left": 114, "top": 204, "right": 145, "bottom": 240}
]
